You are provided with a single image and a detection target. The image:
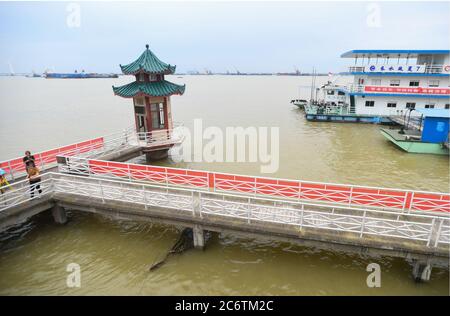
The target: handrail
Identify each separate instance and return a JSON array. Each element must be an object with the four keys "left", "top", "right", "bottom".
[
  {"left": 1, "top": 172, "right": 449, "bottom": 246},
  {"left": 347, "top": 64, "right": 447, "bottom": 74},
  {"left": 56, "top": 156, "right": 450, "bottom": 215},
  {"left": 0, "top": 125, "right": 185, "bottom": 181}
]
